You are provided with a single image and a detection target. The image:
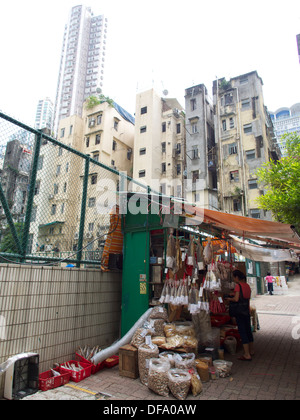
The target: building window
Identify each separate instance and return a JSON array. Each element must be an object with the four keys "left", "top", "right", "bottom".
[
  {"left": 192, "top": 146, "right": 199, "bottom": 159},
  {"left": 97, "top": 114, "right": 102, "bottom": 124},
  {"left": 229, "top": 117, "right": 235, "bottom": 129},
  {"left": 228, "top": 143, "right": 237, "bottom": 155},
  {"left": 250, "top": 209, "right": 261, "bottom": 219},
  {"left": 230, "top": 171, "right": 239, "bottom": 182},
  {"left": 190, "top": 98, "right": 197, "bottom": 111},
  {"left": 241, "top": 99, "right": 251, "bottom": 110},
  {"left": 240, "top": 77, "right": 248, "bottom": 85},
  {"left": 58, "top": 147, "right": 63, "bottom": 156},
  {"left": 139, "top": 170, "right": 146, "bottom": 178},
  {"left": 248, "top": 179, "right": 258, "bottom": 189},
  {"left": 65, "top": 162, "right": 69, "bottom": 173},
  {"left": 191, "top": 122, "right": 198, "bottom": 134},
  {"left": 69, "top": 125, "right": 73, "bottom": 135},
  {"left": 140, "top": 126, "right": 147, "bottom": 133},
  {"left": 176, "top": 143, "right": 181, "bottom": 154},
  {"left": 61, "top": 203, "right": 65, "bottom": 214},
  {"left": 60, "top": 128, "right": 65, "bottom": 137},
  {"left": 224, "top": 93, "right": 233, "bottom": 105},
  {"left": 176, "top": 123, "right": 181, "bottom": 134},
  {"left": 86, "top": 137, "right": 90, "bottom": 147},
  {"left": 233, "top": 199, "right": 242, "bottom": 212},
  {"left": 162, "top": 122, "right": 166, "bottom": 133},
  {"left": 91, "top": 174, "right": 97, "bottom": 185},
  {"left": 162, "top": 163, "right": 166, "bottom": 173},
  {"left": 141, "top": 106, "right": 147, "bottom": 114},
  {"left": 114, "top": 119, "right": 119, "bottom": 131},
  {"left": 140, "top": 148, "right": 146, "bottom": 155},
  {"left": 222, "top": 120, "right": 227, "bottom": 131},
  {"left": 51, "top": 204, "right": 57, "bottom": 215},
  {"left": 243, "top": 123, "right": 252, "bottom": 134},
  {"left": 88, "top": 197, "right": 96, "bottom": 207},
  {"left": 56, "top": 165, "right": 61, "bottom": 175},
  {"left": 93, "top": 153, "right": 99, "bottom": 161},
  {"left": 88, "top": 222, "right": 94, "bottom": 231},
  {"left": 160, "top": 183, "right": 166, "bottom": 195},
  {"left": 112, "top": 140, "right": 117, "bottom": 151},
  {"left": 63, "top": 182, "right": 67, "bottom": 193},
  {"left": 176, "top": 164, "right": 181, "bottom": 175},
  {"left": 127, "top": 148, "right": 132, "bottom": 160},
  {"left": 95, "top": 134, "right": 101, "bottom": 145},
  {"left": 54, "top": 184, "right": 59, "bottom": 194},
  {"left": 192, "top": 170, "right": 199, "bottom": 184},
  {"left": 246, "top": 149, "right": 256, "bottom": 160},
  {"left": 161, "top": 142, "right": 166, "bottom": 153}
]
